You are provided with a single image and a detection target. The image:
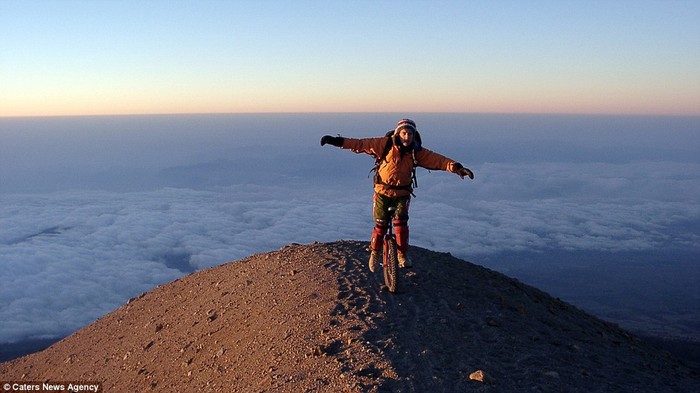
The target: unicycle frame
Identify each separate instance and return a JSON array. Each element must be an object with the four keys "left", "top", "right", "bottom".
[{"left": 382, "top": 208, "right": 399, "bottom": 293}]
